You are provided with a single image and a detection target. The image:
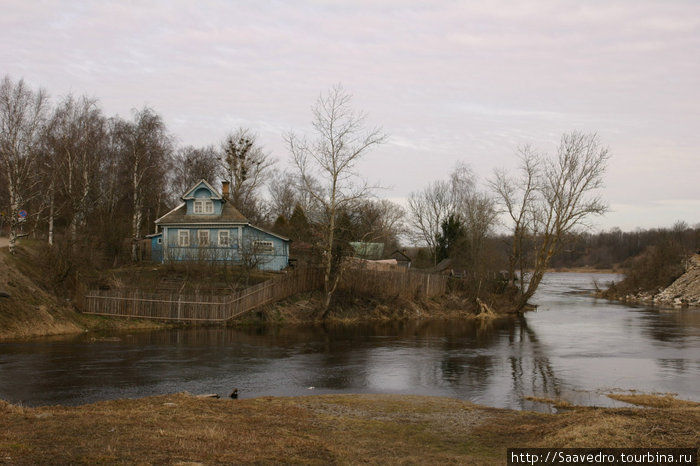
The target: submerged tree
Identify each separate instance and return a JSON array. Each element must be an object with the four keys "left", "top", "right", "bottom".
[
  {"left": 491, "top": 131, "right": 610, "bottom": 310},
  {"left": 286, "top": 84, "right": 386, "bottom": 314}
]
